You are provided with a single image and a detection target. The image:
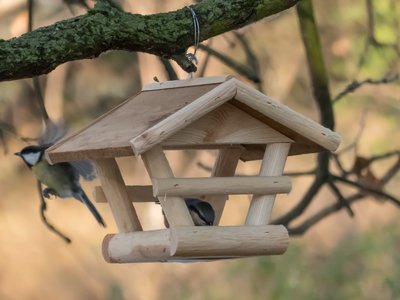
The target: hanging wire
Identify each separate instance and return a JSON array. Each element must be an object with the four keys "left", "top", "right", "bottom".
[{"left": 186, "top": 6, "right": 200, "bottom": 78}]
